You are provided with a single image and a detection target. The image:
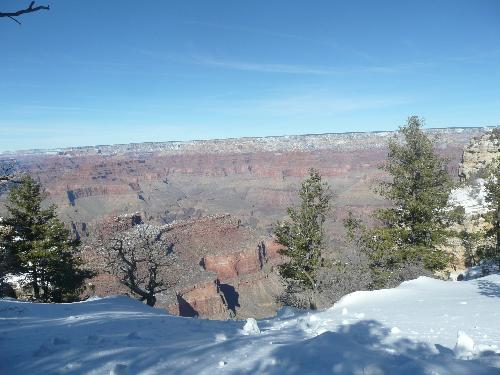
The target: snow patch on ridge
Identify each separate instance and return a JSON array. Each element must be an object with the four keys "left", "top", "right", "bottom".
[{"left": 448, "top": 178, "right": 490, "bottom": 215}]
